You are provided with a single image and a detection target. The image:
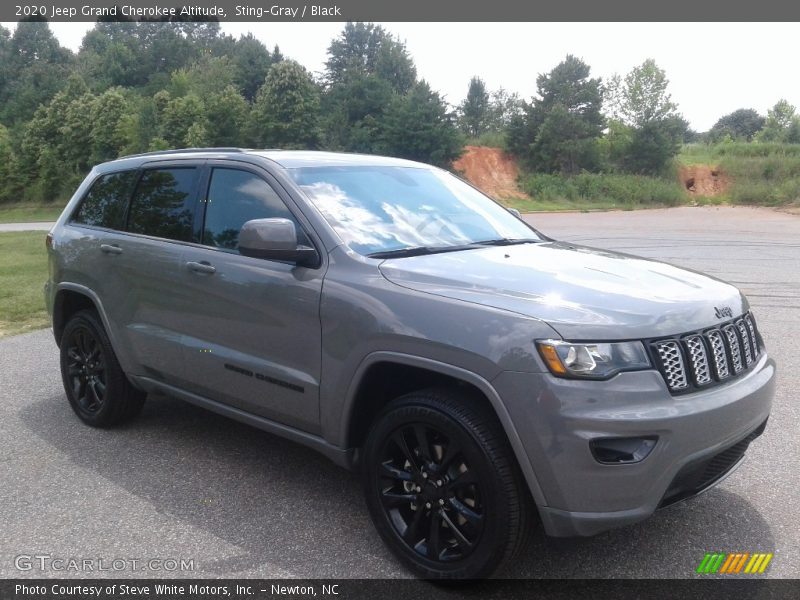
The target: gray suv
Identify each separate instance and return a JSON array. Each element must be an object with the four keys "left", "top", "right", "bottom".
[{"left": 46, "top": 149, "right": 775, "bottom": 579}]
